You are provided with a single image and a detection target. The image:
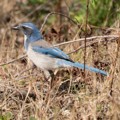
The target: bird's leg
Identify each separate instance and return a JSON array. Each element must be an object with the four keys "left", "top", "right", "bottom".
[
  {"left": 43, "top": 70, "right": 51, "bottom": 81},
  {"left": 49, "top": 70, "right": 55, "bottom": 88},
  {"left": 43, "top": 70, "right": 55, "bottom": 88}
]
